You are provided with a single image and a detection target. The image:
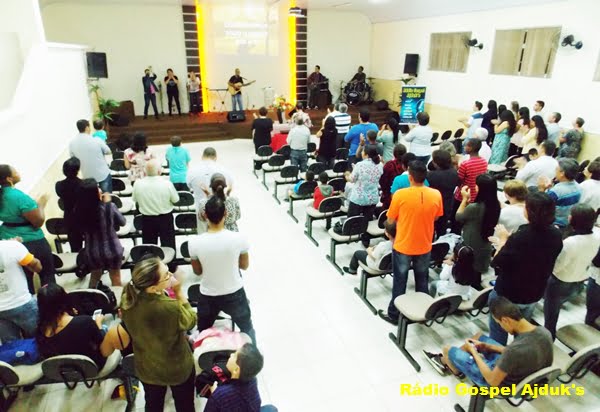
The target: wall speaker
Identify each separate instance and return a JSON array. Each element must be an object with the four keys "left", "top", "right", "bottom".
[
  {"left": 86, "top": 52, "right": 108, "bottom": 78},
  {"left": 227, "top": 111, "right": 246, "bottom": 122},
  {"left": 403, "top": 54, "right": 419, "bottom": 76}
]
